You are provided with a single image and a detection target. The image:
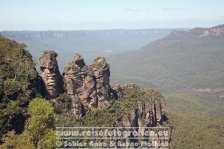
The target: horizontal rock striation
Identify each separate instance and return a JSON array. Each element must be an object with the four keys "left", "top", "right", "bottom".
[{"left": 39, "top": 51, "right": 63, "bottom": 99}]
